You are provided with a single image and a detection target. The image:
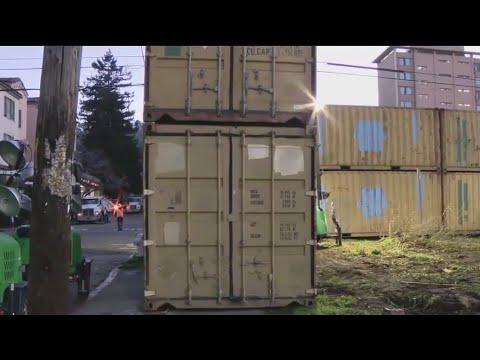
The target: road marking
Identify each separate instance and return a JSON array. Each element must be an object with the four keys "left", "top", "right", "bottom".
[
  {"left": 87, "top": 267, "right": 119, "bottom": 300},
  {"left": 87, "top": 254, "right": 135, "bottom": 301}
]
